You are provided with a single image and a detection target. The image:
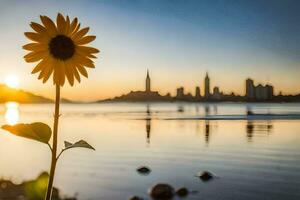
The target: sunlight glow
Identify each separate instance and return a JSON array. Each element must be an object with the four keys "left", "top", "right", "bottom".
[
  {"left": 5, "top": 102, "right": 19, "bottom": 125},
  {"left": 5, "top": 75, "right": 19, "bottom": 88}
]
